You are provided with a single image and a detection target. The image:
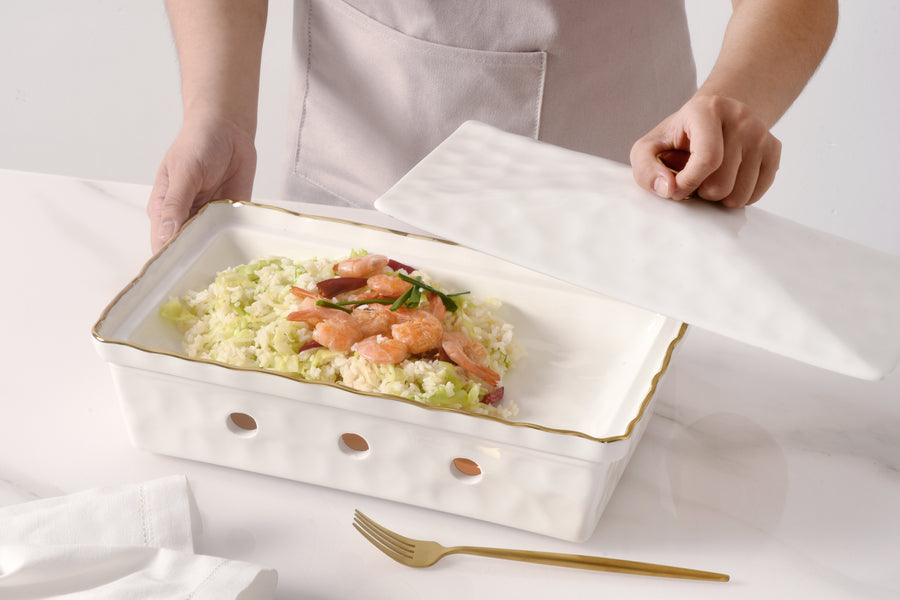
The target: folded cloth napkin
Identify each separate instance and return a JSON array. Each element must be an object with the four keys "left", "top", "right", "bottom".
[{"left": 0, "top": 475, "right": 277, "bottom": 599}]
